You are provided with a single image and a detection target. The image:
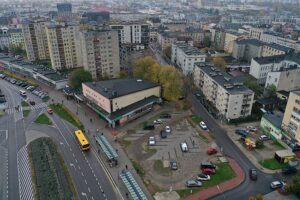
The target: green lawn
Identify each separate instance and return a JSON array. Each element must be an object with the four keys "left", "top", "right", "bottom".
[
  {"left": 49, "top": 104, "right": 82, "bottom": 128},
  {"left": 23, "top": 110, "right": 30, "bottom": 117},
  {"left": 259, "top": 158, "right": 288, "bottom": 170},
  {"left": 42, "top": 96, "right": 50, "bottom": 102},
  {"left": 191, "top": 115, "right": 203, "bottom": 124},
  {"left": 153, "top": 160, "right": 172, "bottom": 176},
  {"left": 131, "top": 159, "right": 145, "bottom": 179},
  {"left": 21, "top": 101, "right": 29, "bottom": 107},
  {"left": 142, "top": 142, "right": 157, "bottom": 155},
  {"left": 176, "top": 162, "right": 236, "bottom": 198},
  {"left": 34, "top": 113, "right": 52, "bottom": 125}
]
